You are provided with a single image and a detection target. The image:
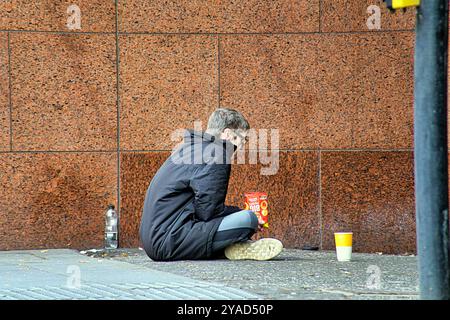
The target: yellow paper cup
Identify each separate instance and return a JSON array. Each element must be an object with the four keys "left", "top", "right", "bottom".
[{"left": 334, "top": 232, "right": 353, "bottom": 262}]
